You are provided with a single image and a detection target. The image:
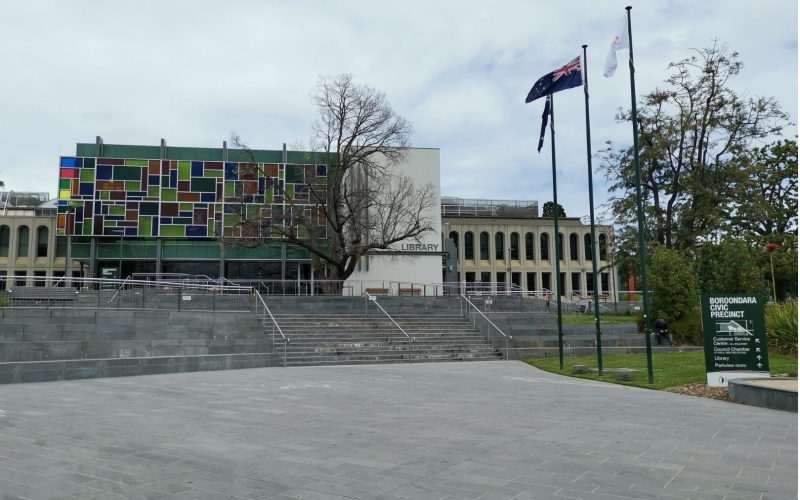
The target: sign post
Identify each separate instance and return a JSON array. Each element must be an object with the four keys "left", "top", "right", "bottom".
[{"left": 700, "top": 294, "right": 769, "bottom": 387}]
